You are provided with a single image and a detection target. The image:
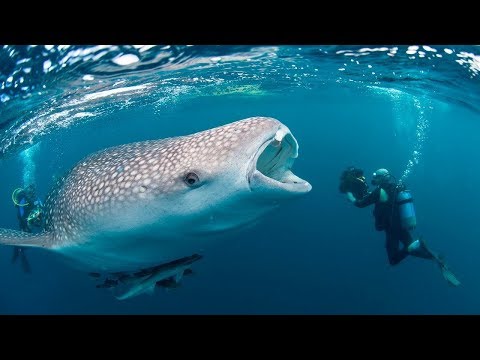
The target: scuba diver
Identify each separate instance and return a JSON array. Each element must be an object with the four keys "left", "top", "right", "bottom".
[
  {"left": 339, "top": 167, "right": 460, "bottom": 287},
  {"left": 11, "top": 184, "right": 45, "bottom": 273}
]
